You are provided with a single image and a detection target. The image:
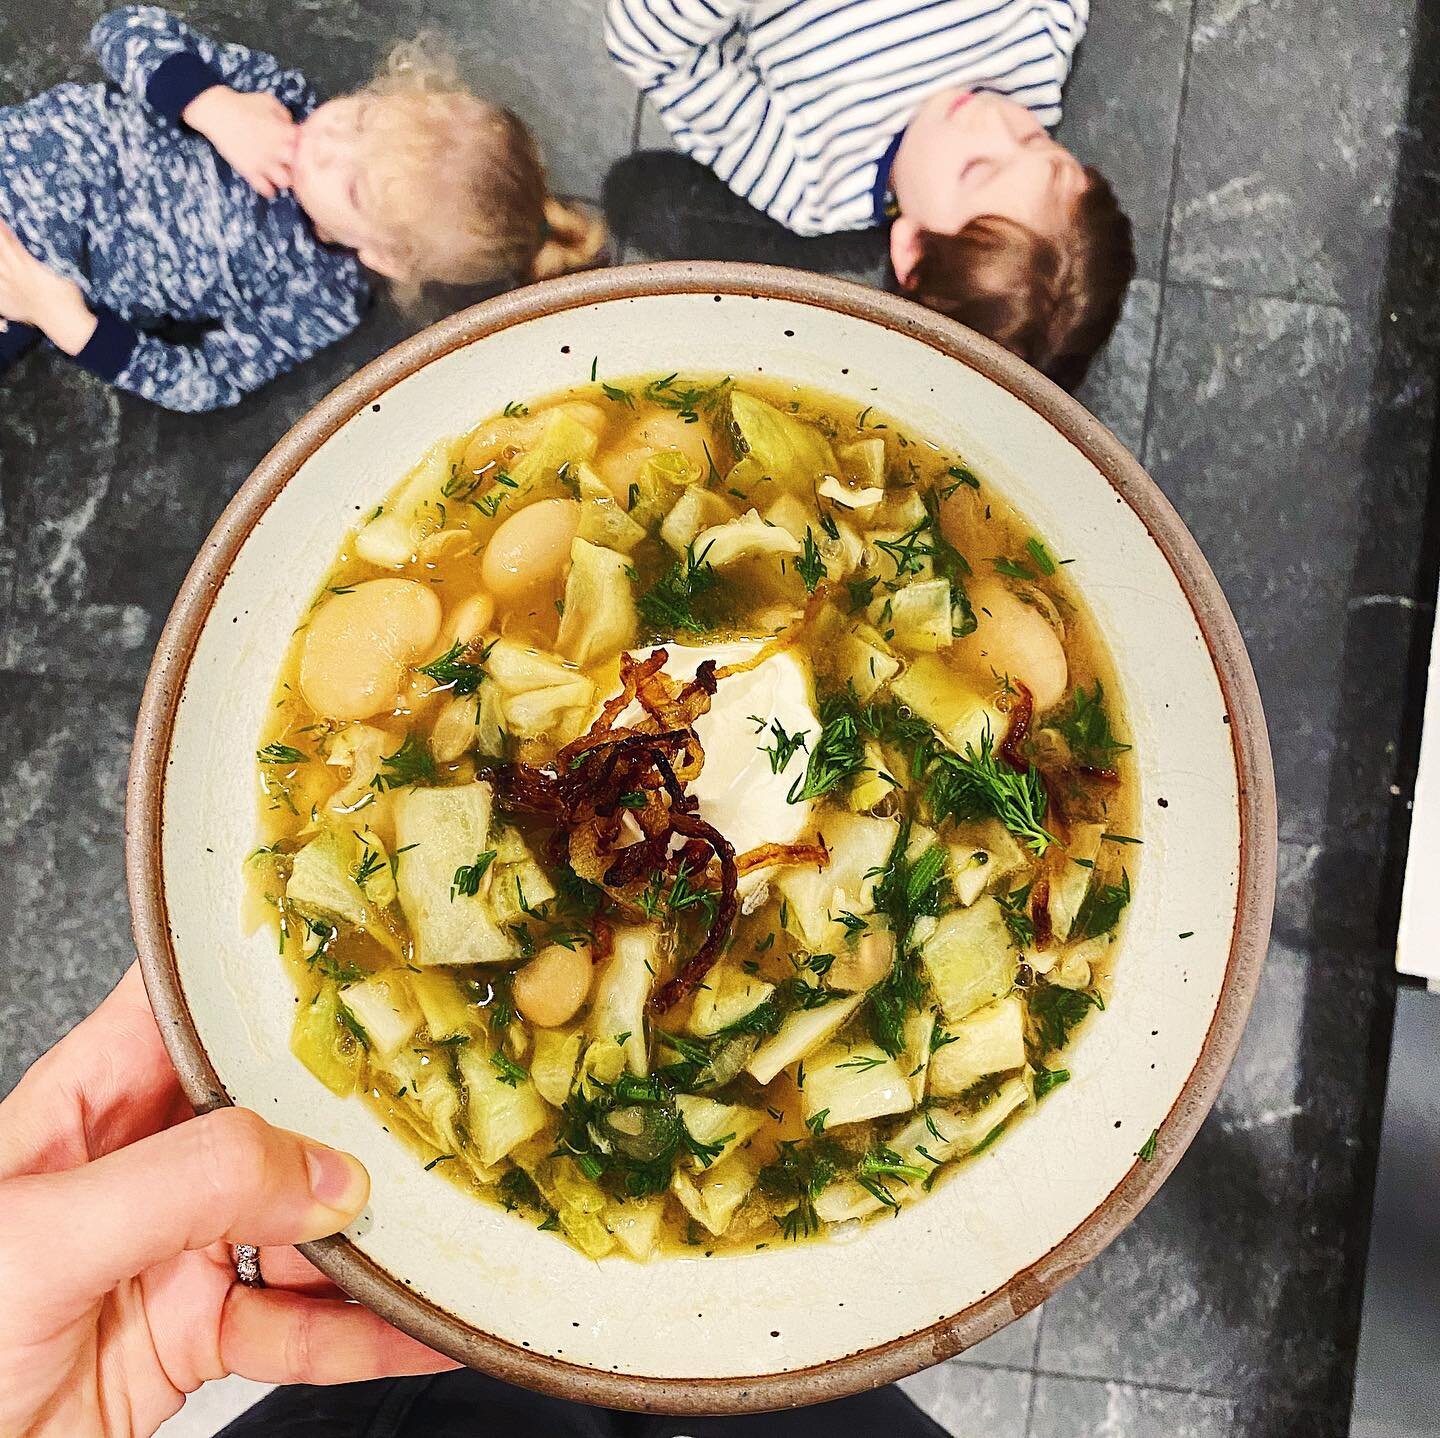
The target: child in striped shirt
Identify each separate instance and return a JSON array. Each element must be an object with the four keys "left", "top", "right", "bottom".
[
  {"left": 606, "top": 0, "right": 1132, "bottom": 389},
  {"left": 0, "top": 8, "right": 605, "bottom": 412}
]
